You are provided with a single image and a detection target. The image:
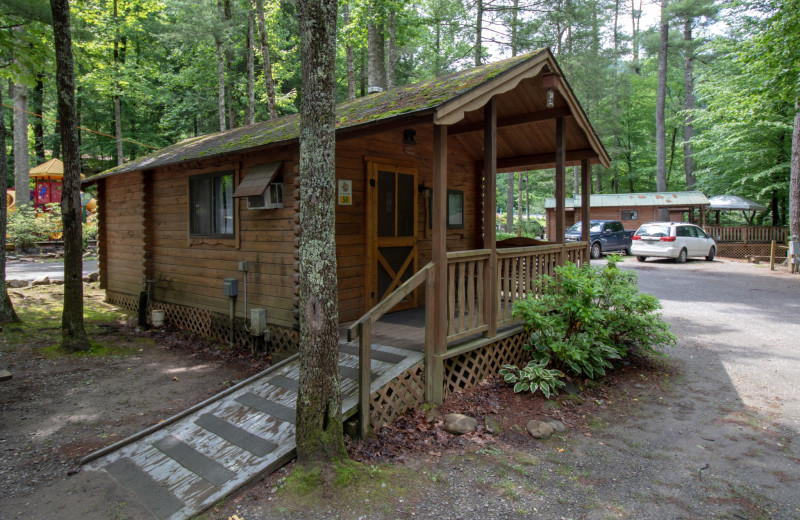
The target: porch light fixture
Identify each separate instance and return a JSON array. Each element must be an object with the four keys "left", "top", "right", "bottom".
[{"left": 542, "top": 72, "right": 560, "bottom": 109}]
